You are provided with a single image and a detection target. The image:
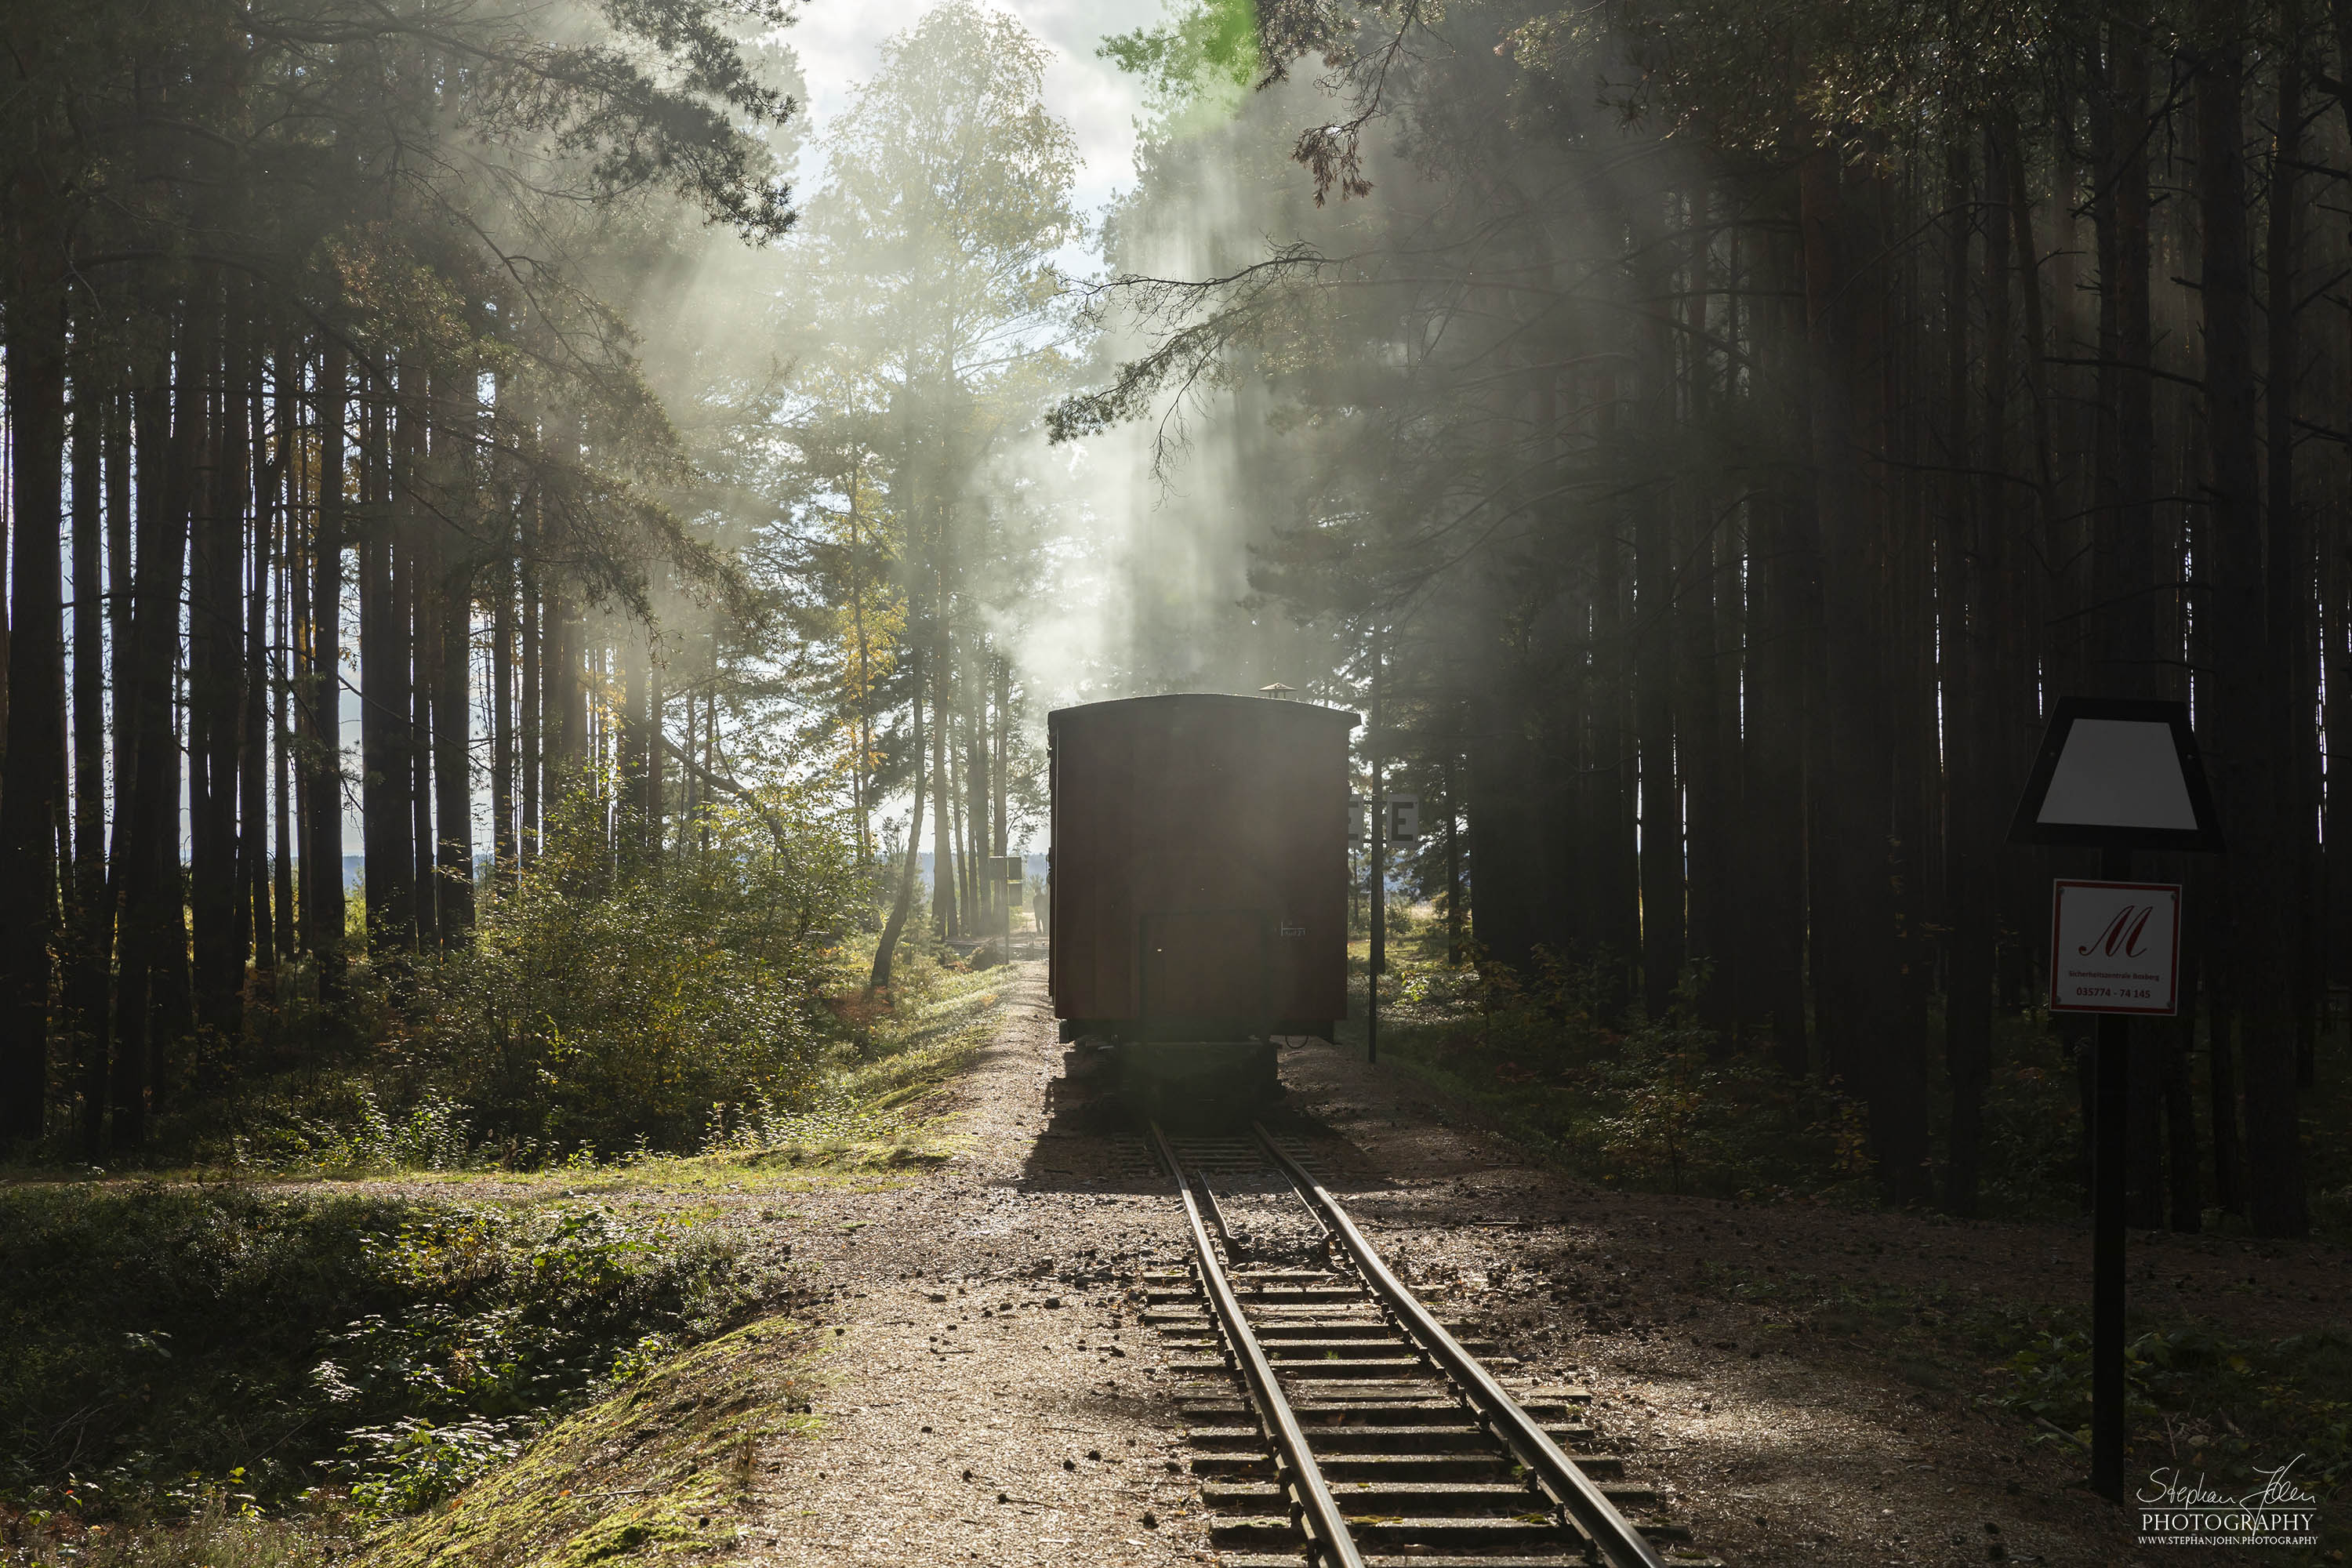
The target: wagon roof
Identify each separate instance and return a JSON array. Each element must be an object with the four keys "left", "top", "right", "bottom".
[{"left": 1047, "top": 691, "right": 1361, "bottom": 729}]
